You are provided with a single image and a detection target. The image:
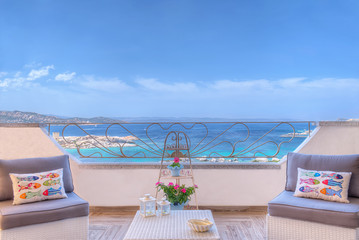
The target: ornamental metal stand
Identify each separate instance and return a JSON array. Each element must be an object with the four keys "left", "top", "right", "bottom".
[{"left": 155, "top": 131, "right": 199, "bottom": 210}]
